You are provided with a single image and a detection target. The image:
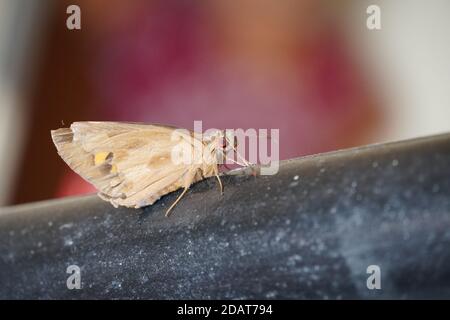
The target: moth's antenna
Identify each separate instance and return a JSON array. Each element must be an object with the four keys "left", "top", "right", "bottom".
[
  {"left": 165, "top": 187, "right": 189, "bottom": 217},
  {"left": 218, "top": 147, "right": 247, "bottom": 167},
  {"left": 226, "top": 136, "right": 252, "bottom": 167}
]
